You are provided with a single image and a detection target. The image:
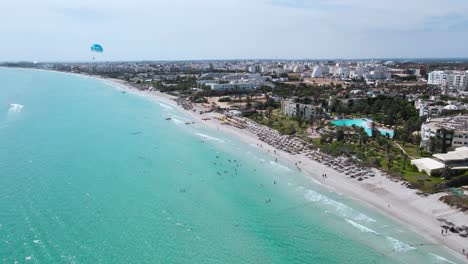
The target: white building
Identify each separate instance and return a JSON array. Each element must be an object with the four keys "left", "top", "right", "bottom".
[
  {"left": 428, "top": 71, "right": 446, "bottom": 86},
  {"left": 428, "top": 70, "right": 468, "bottom": 90},
  {"left": 412, "top": 146, "right": 468, "bottom": 175},
  {"left": 333, "top": 67, "right": 351, "bottom": 79},
  {"left": 311, "top": 65, "right": 329, "bottom": 78},
  {"left": 280, "top": 99, "right": 325, "bottom": 120},
  {"left": 420, "top": 115, "right": 468, "bottom": 150},
  {"left": 207, "top": 82, "right": 256, "bottom": 91}
]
